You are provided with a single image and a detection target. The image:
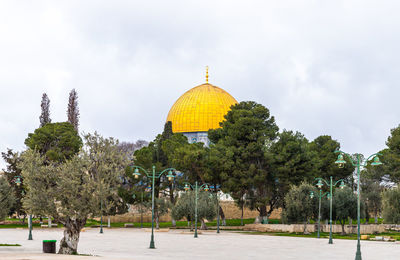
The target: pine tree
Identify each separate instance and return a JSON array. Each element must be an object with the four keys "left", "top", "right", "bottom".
[
  {"left": 39, "top": 93, "right": 51, "bottom": 127},
  {"left": 67, "top": 89, "right": 79, "bottom": 131}
]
